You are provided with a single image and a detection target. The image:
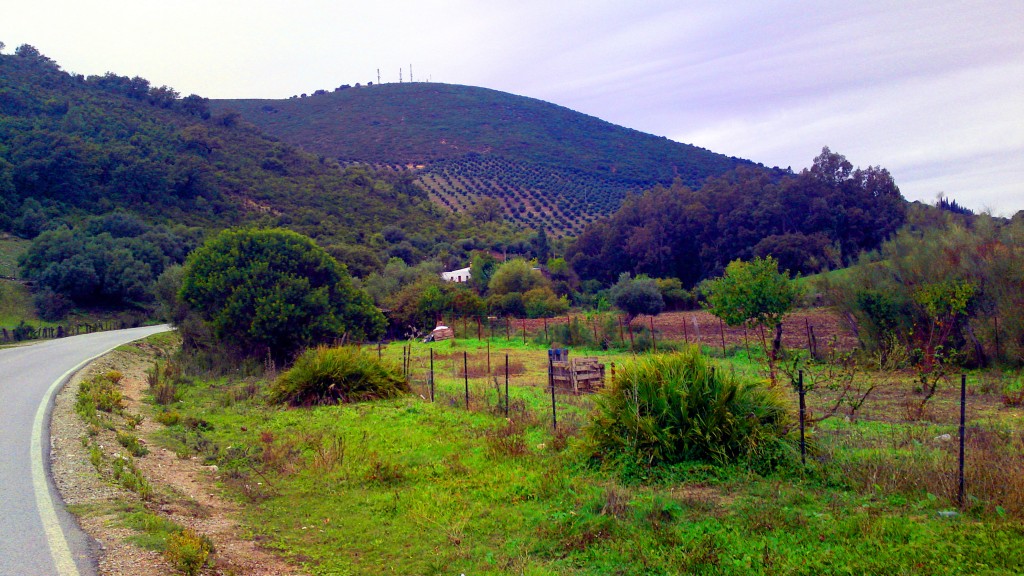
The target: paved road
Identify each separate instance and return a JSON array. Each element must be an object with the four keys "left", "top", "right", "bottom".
[{"left": 0, "top": 325, "right": 171, "bottom": 576}]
